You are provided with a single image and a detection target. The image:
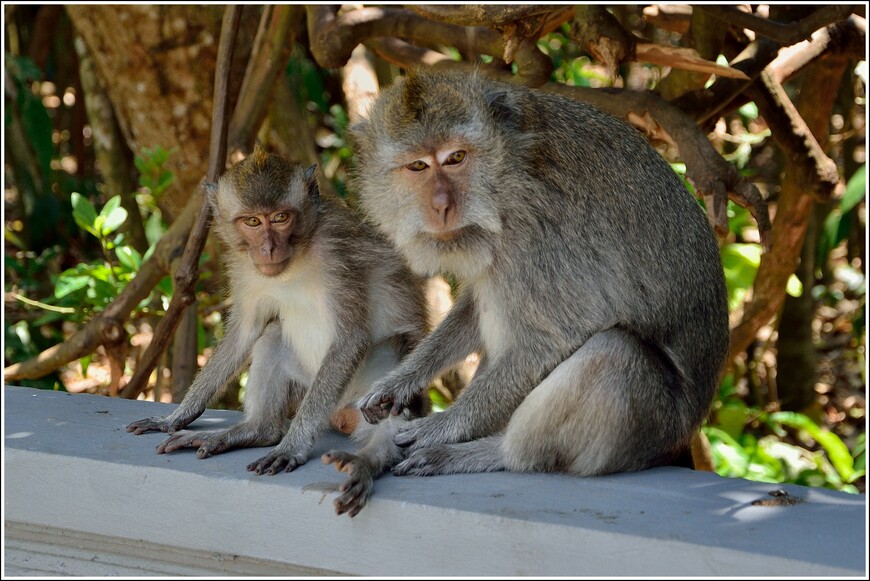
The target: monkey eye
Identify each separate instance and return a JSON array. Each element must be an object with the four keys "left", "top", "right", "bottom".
[
  {"left": 271, "top": 212, "right": 290, "bottom": 224},
  {"left": 444, "top": 150, "right": 466, "bottom": 165},
  {"left": 242, "top": 217, "right": 261, "bottom": 227},
  {"left": 405, "top": 160, "right": 429, "bottom": 172}
]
